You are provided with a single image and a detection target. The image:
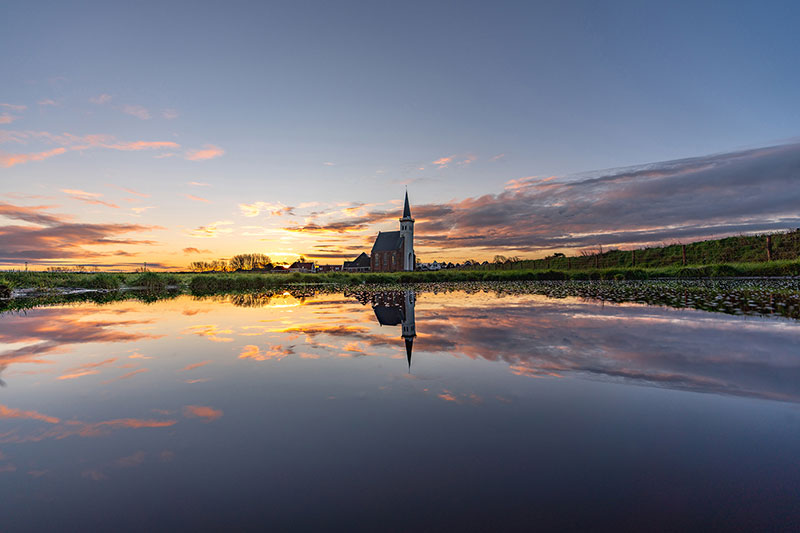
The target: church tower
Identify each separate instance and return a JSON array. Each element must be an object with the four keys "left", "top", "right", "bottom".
[{"left": 399, "top": 191, "right": 415, "bottom": 271}]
